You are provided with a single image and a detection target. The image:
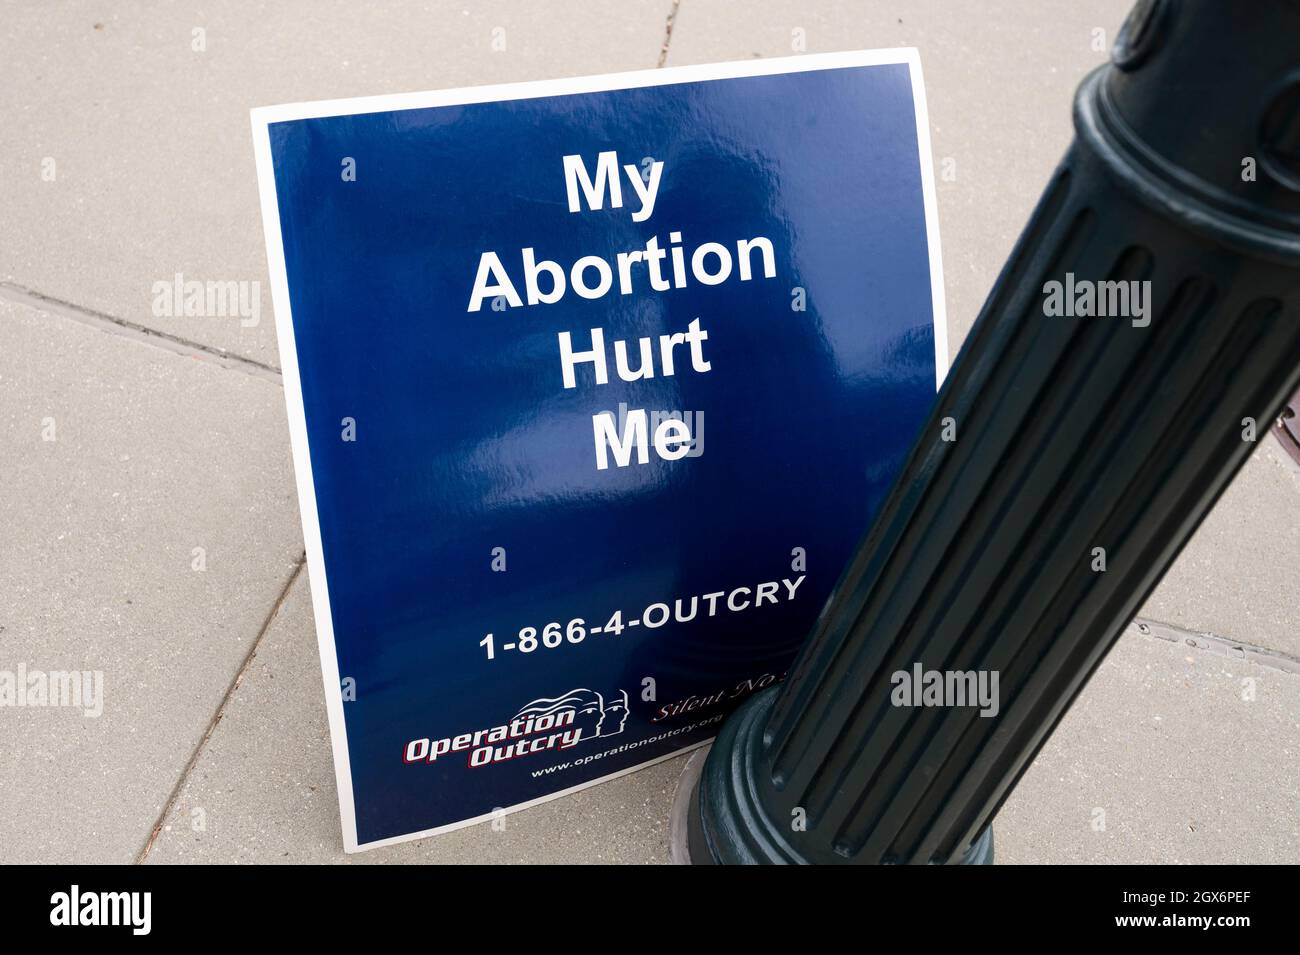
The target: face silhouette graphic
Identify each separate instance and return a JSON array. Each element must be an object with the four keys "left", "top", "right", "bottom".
[
  {"left": 598, "top": 690, "right": 629, "bottom": 737},
  {"left": 556, "top": 689, "right": 604, "bottom": 742},
  {"left": 516, "top": 688, "right": 630, "bottom": 744}
]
